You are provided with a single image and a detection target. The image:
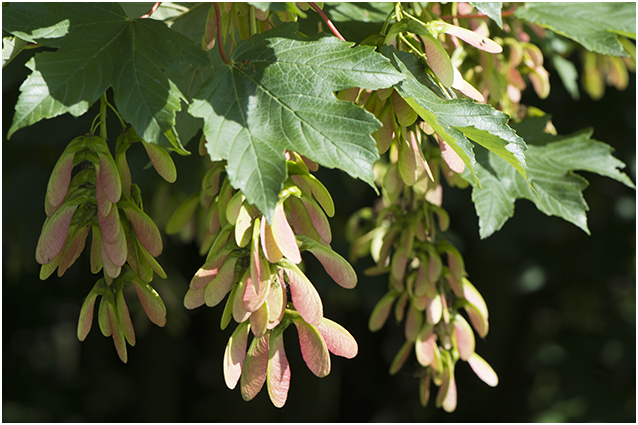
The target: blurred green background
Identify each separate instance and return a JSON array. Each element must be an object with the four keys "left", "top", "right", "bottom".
[{"left": 3, "top": 7, "right": 635, "bottom": 422}]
